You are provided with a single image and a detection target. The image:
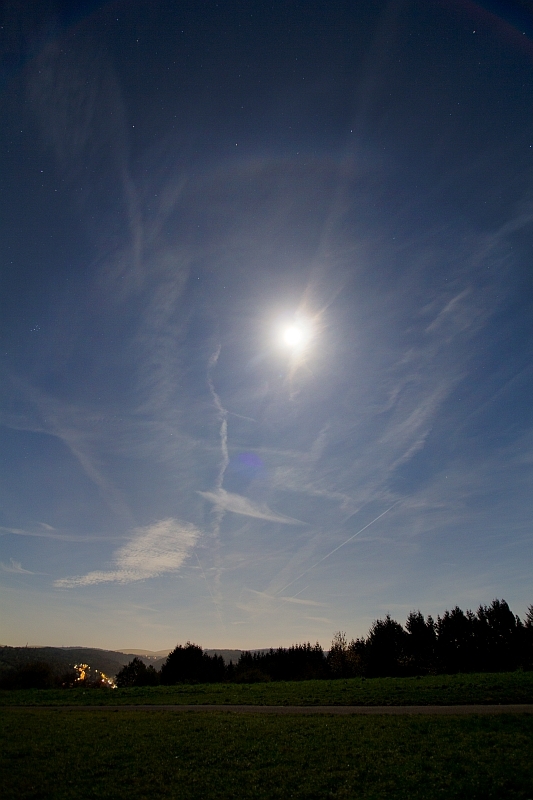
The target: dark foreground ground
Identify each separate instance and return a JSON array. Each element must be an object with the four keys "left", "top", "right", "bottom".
[
  {"left": 8, "top": 702, "right": 533, "bottom": 714},
  {"left": 3, "top": 674, "right": 532, "bottom": 798},
  {"left": 2, "top": 708, "right": 533, "bottom": 799}
]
